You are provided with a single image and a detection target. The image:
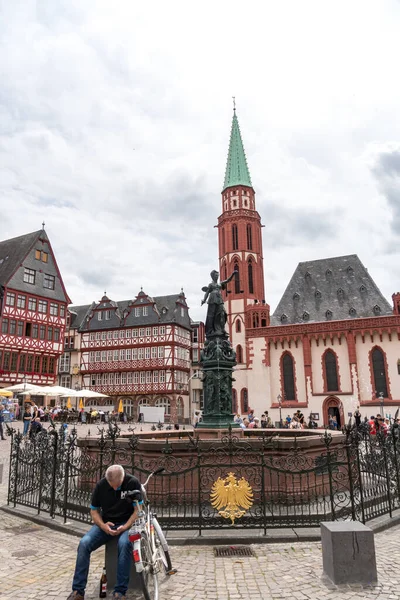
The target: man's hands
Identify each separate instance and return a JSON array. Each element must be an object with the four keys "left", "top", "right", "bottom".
[{"left": 101, "top": 521, "right": 122, "bottom": 536}]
